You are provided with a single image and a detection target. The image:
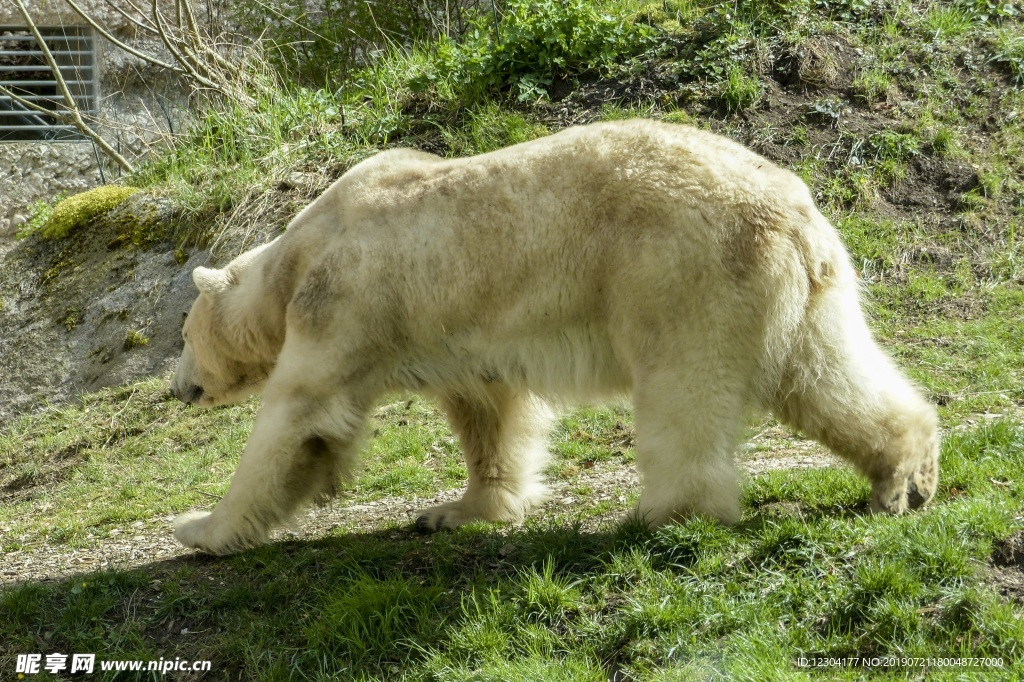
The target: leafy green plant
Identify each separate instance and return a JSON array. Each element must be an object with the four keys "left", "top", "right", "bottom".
[
  {"left": 806, "top": 96, "right": 846, "bottom": 125},
  {"left": 869, "top": 130, "right": 920, "bottom": 161},
  {"left": 991, "top": 30, "right": 1024, "bottom": 83},
  {"left": 16, "top": 198, "right": 57, "bottom": 239},
  {"left": 412, "top": 0, "right": 654, "bottom": 102},
  {"left": 812, "top": 0, "right": 874, "bottom": 22},
  {"left": 954, "top": 0, "right": 1019, "bottom": 24},
  {"left": 673, "top": 9, "right": 756, "bottom": 83}
]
